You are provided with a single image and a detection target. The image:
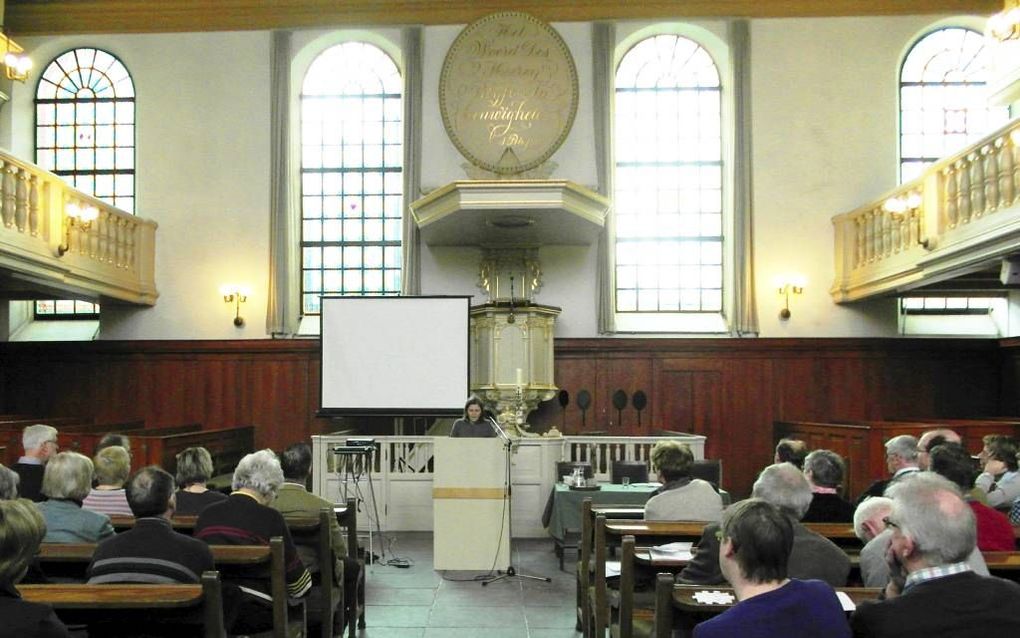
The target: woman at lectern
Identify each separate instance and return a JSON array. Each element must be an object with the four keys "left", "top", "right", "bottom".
[{"left": 449, "top": 396, "right": 497, "bottom": 438}]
